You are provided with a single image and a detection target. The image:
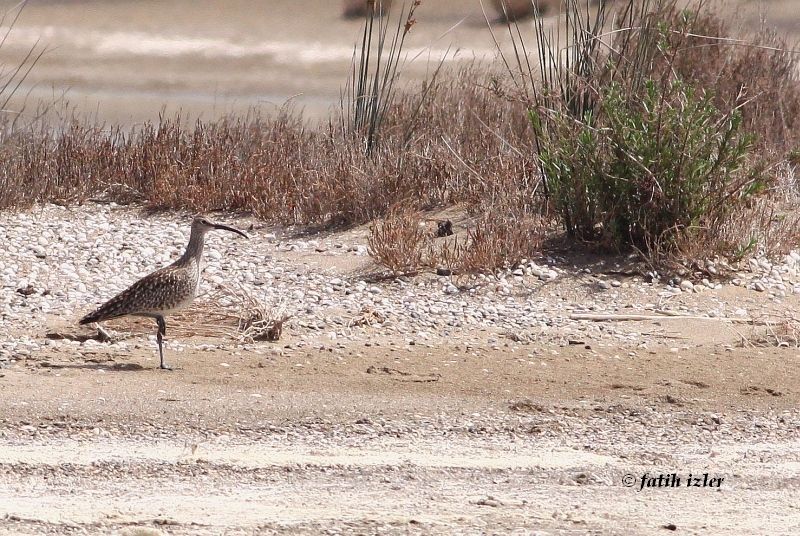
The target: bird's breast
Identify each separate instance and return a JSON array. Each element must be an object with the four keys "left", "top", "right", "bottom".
[{"left": 194, "top": 259, "right": 203, "bottom": 296}]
